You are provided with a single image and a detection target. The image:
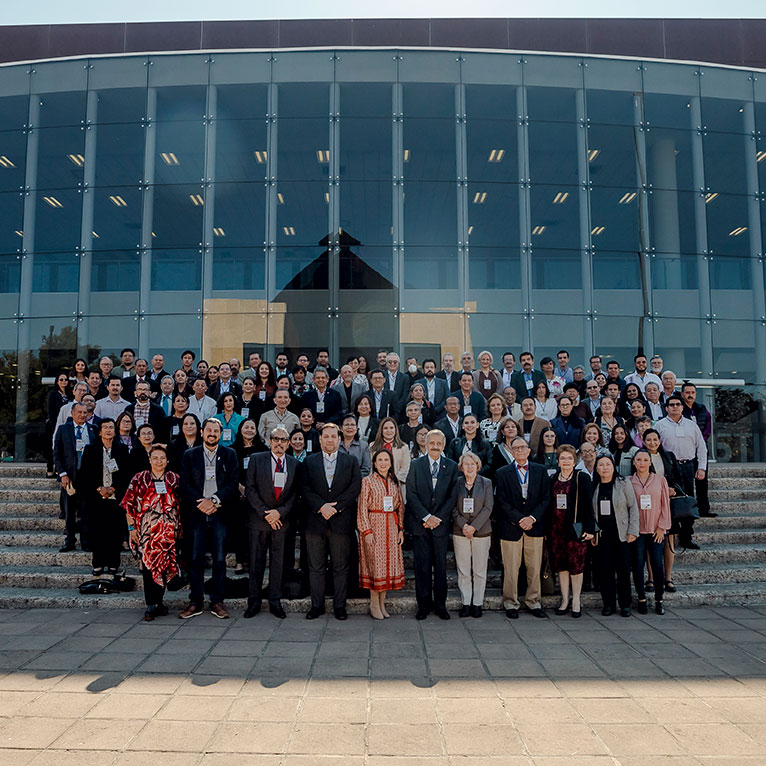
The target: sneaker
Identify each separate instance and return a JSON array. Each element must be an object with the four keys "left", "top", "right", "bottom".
[
  {"left": 210, "top": 602, "right": 230, "bottom": 619},
  {"left": 179, "top": 602, "right": 204, "bottom": 620}
]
